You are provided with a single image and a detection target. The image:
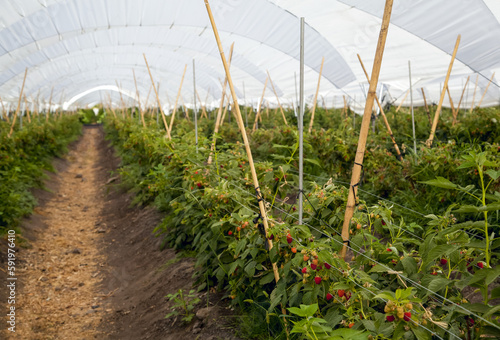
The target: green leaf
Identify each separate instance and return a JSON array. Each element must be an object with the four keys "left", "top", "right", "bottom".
[
  {"left": 427, "top": 277, "right": 450, "bottom": 293},
  {"left": 454, "top": 205, "right": 480, "bottom": 213},
  {"left": 490, "top": 286, "right": 500, "bottom": 300},
  {"left": 259, "top": 272, "right": 275, "bottom": 285},
  {"left": 420, "top": 177, "right": 457, "bottom": 190},
  {"left": 485, "top": 169, "right": 500, "bottom": 181},
  {"left": 483, "top": 304, "right": 500, "bottom": 318},
  {"left": 244, "top": 260, "right": 257, "bottom": 277},
  {"left": 412, "top": 326, "right": 432, "bottom": 340},
  {"left": 401, "top": 256, "right": 418, "bottom": 275},
  {"left": 288, "top": 303, "right": 318, "bottom": 318},
  {"left": 373, "top": 291, "right": 396, "bottom": 301}
]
